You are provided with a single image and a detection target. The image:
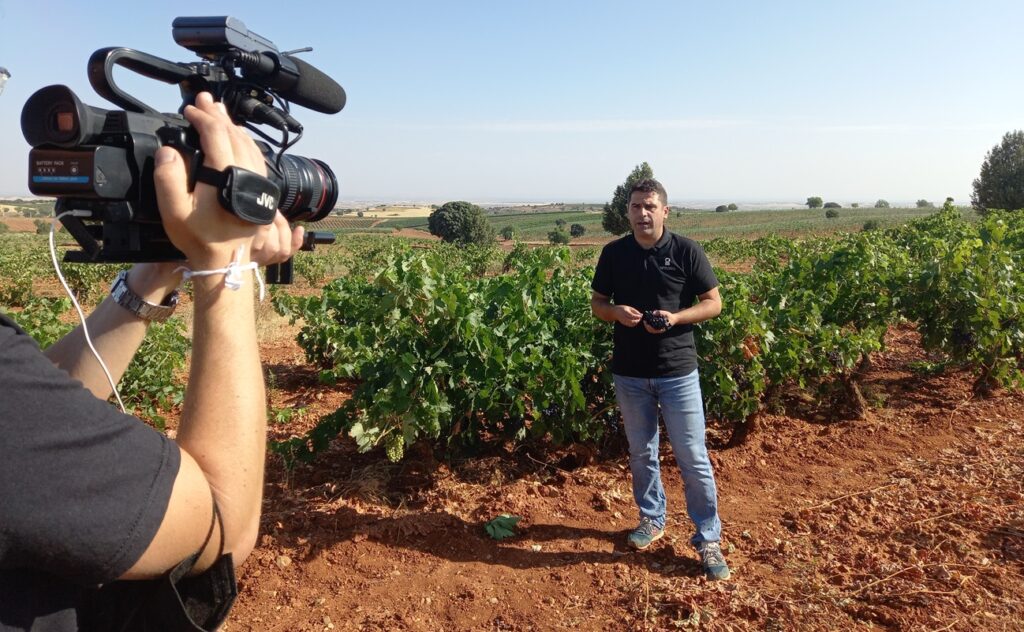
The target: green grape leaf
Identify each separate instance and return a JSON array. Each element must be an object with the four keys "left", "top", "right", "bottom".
[{"left": 484, "top": 514, "right": 522, "bottom": 541}]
